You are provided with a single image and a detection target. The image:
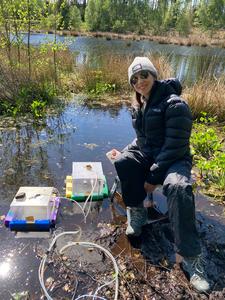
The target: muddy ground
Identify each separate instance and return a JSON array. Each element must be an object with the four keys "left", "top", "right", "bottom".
[{"left": 95, "top": 191, "right": 225, "bottom": 300}]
